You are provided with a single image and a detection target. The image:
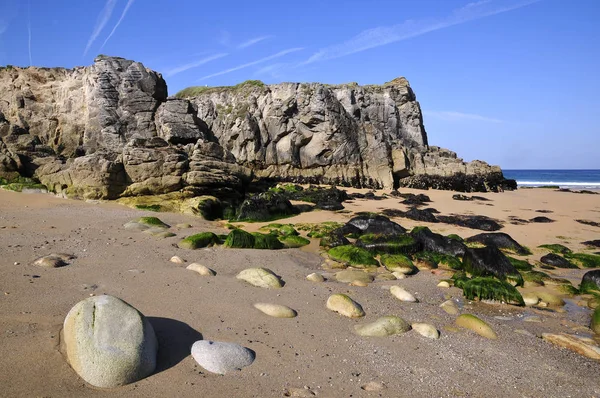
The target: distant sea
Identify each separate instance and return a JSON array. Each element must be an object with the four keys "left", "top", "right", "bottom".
[{"left": 503, "top": 170, "right": 600, "bottom": 189}]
